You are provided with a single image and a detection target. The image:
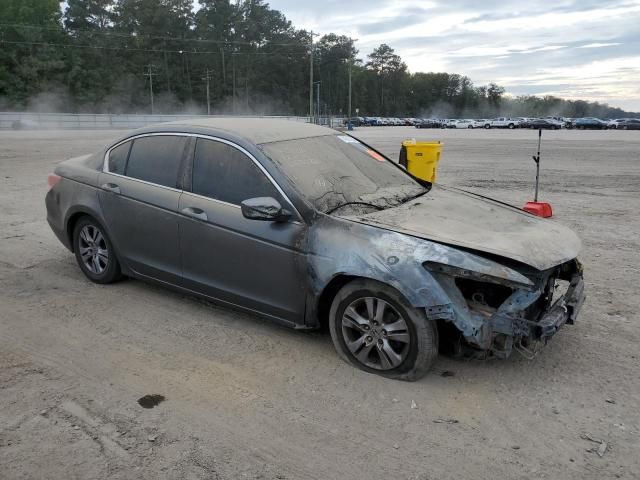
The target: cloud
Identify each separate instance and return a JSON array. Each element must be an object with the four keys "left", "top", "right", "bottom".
[{"left": 266, "top": 0, "right": 640, "bottom": 111}]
